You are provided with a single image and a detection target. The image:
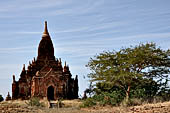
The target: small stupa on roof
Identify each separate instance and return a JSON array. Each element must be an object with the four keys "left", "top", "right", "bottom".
[{"left": 5, "top": 92, "right": 11, "bottom": 101}]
